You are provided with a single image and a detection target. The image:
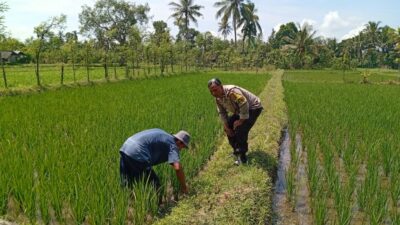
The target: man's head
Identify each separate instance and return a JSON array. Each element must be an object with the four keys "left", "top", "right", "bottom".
[
  {"left": 173, "top": 130, "right": 191, "bottom": 149},
  {"left": 208, "top": 78, "right": 224, "bottom": 98}
]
